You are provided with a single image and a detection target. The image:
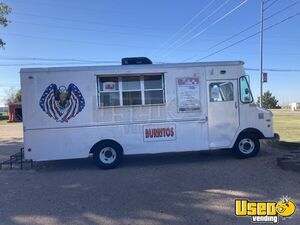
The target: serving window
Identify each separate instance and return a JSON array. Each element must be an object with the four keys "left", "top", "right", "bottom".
[{"left": 97, "top": 74, "right": 165, "bottom": 107}]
